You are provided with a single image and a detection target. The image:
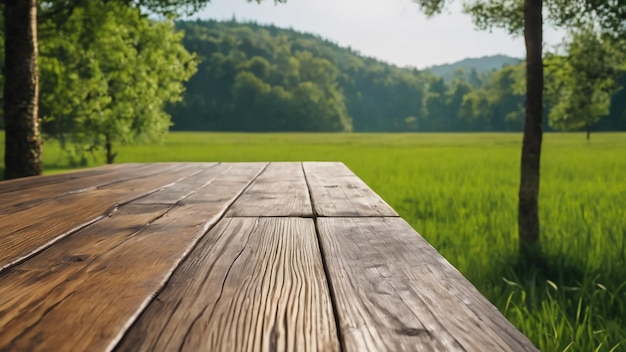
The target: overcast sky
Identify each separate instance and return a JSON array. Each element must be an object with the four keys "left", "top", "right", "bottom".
[{"left": 188, "top": 0, "right": 566, "bottom": 69}]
